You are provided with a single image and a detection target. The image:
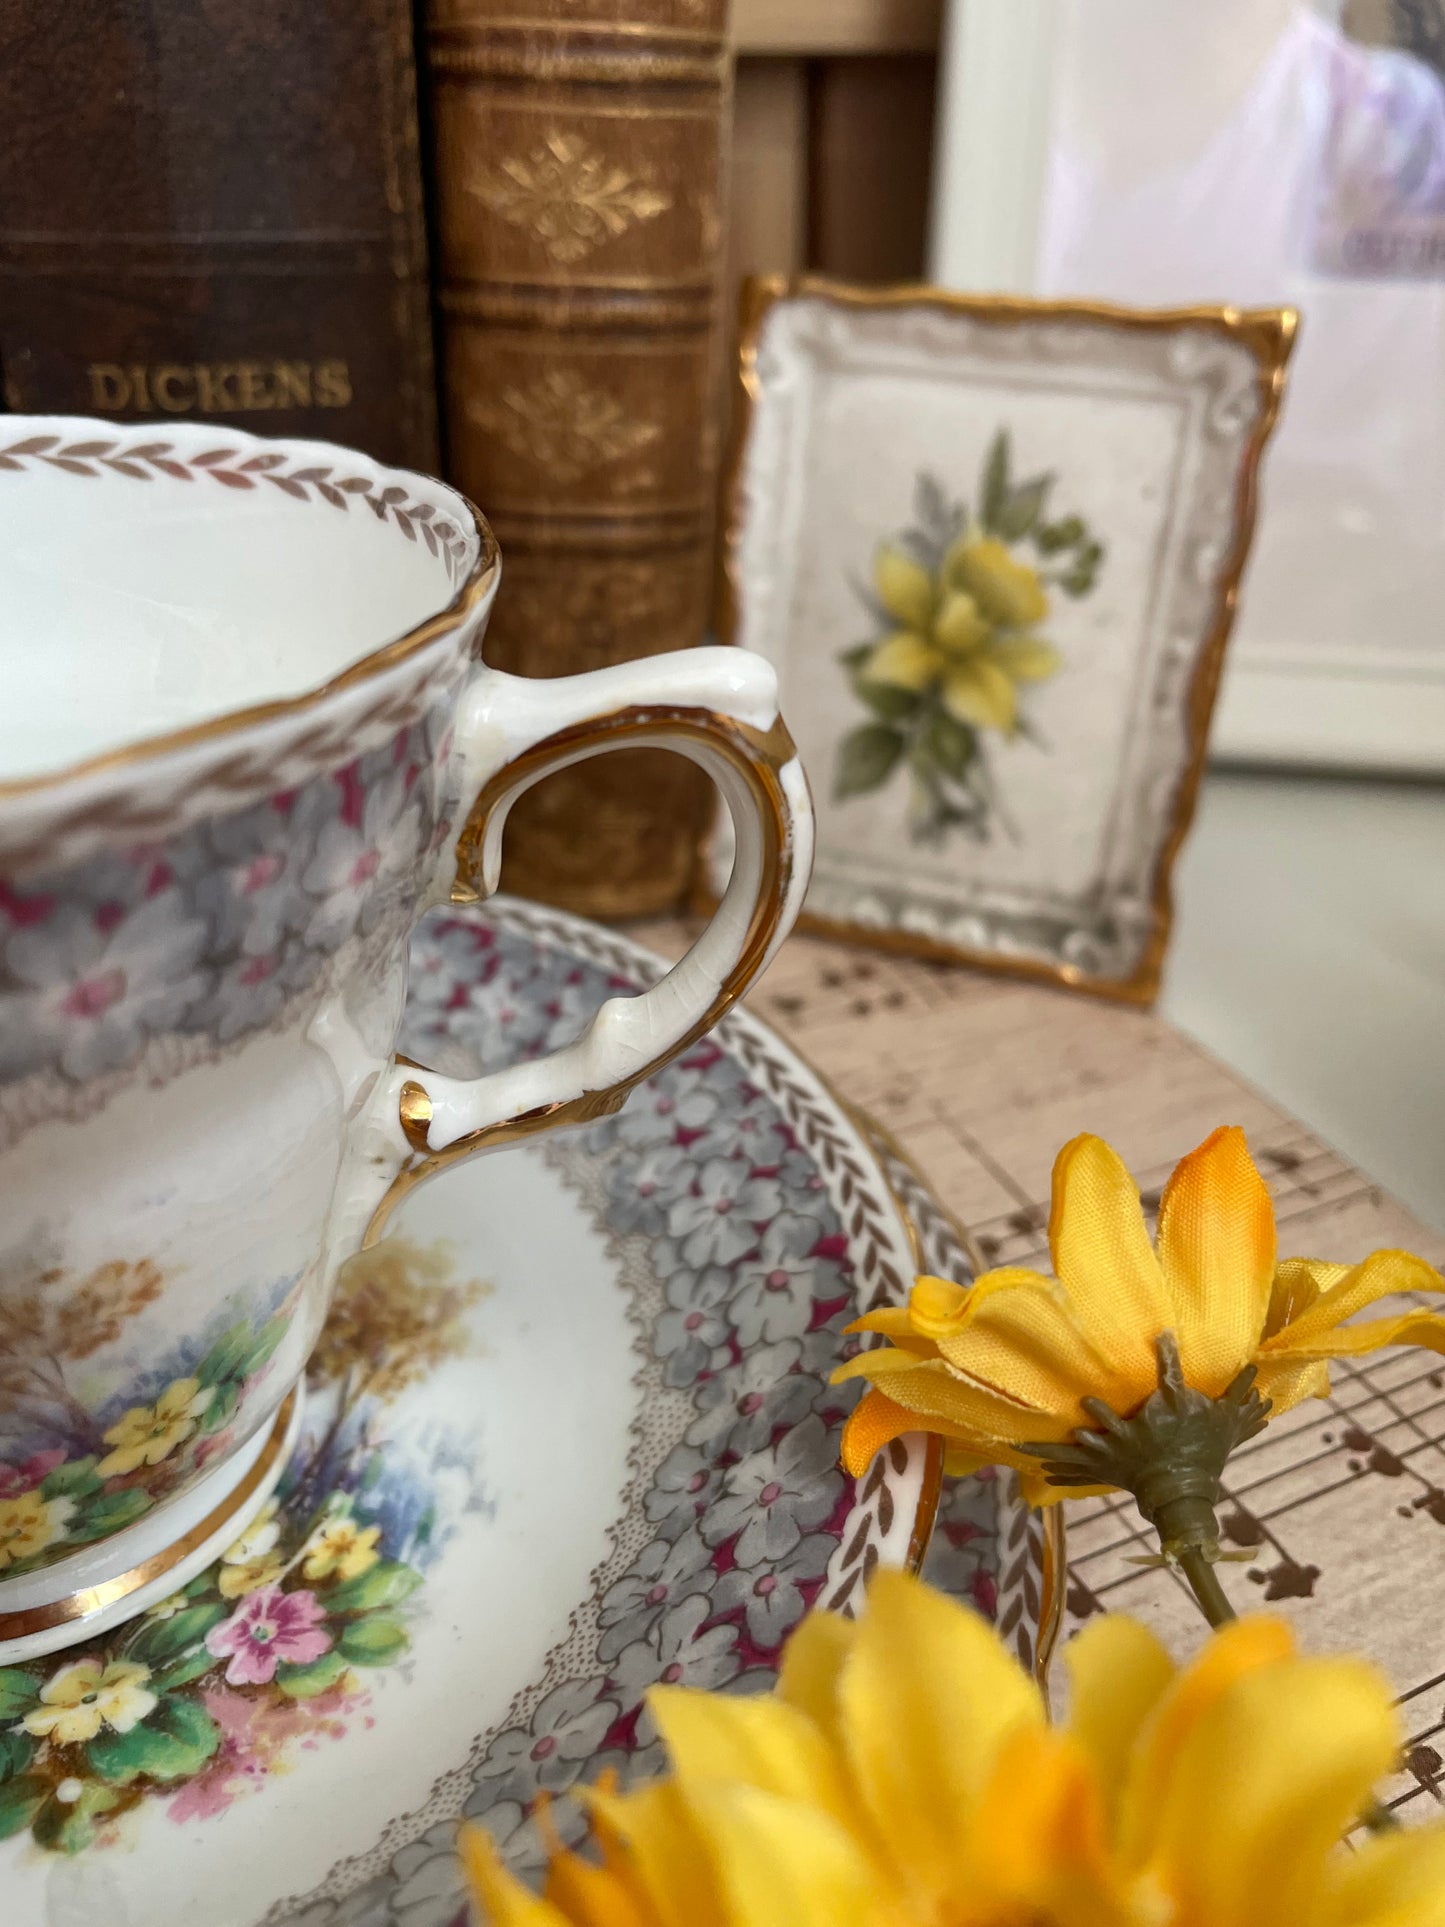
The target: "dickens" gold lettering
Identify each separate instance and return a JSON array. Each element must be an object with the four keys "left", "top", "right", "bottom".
[{"left": 87, "top": 359, "right": 354, "bottom": 415}]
